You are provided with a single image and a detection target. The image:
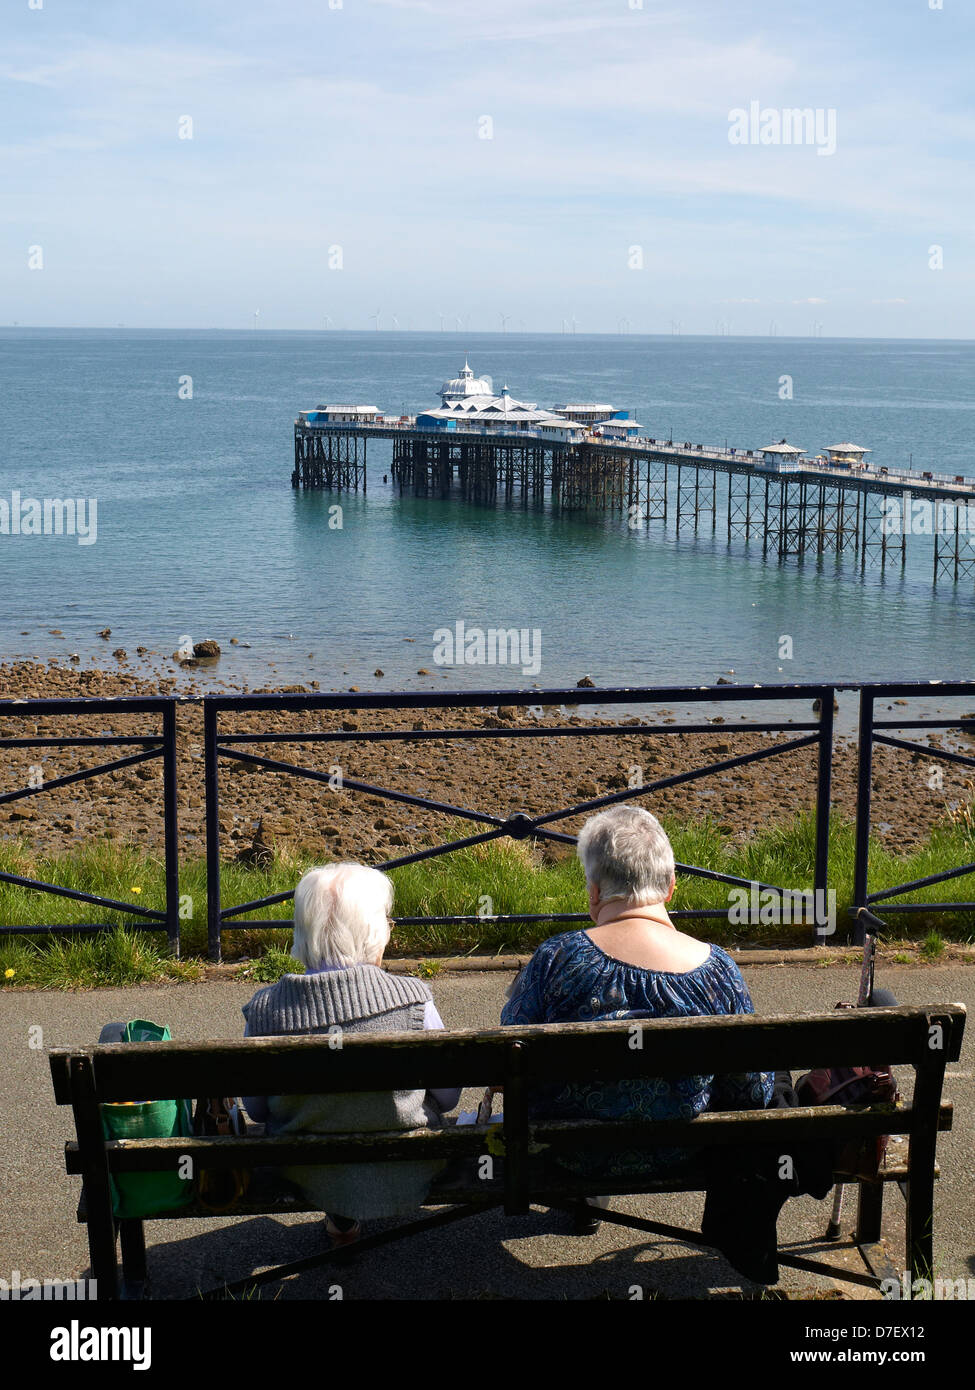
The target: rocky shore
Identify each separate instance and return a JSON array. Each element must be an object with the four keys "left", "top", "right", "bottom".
[{"left": 0, "top": 660, "right": 970, "bottom": 863}]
